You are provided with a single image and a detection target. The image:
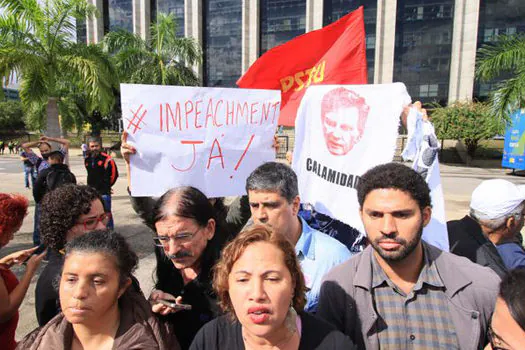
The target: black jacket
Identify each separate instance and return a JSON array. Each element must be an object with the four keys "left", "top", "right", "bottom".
[
  {"left": 33, "top": 164, "right": 76, "bottom": 203},
  {"left": 448, "top": 215, "right": 508, "bottom": 278},
  {"left": 85, "top": 152, "right": 118, "bottom": 195}
]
